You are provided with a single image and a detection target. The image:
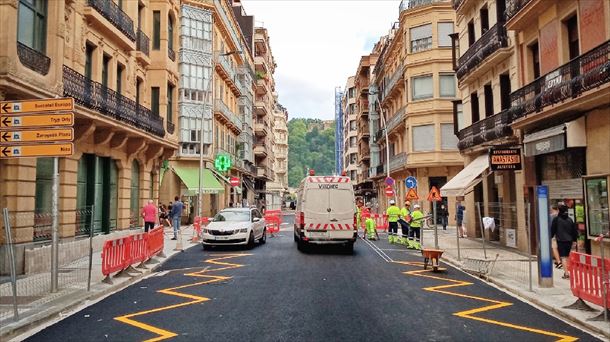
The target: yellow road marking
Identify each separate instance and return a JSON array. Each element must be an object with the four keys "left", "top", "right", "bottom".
[
  {"left": 393, "top": 261, "right": 578, "bottom": 342},
  {"left": 114, "top": 253, "right": 251, "bottom": 342}
]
